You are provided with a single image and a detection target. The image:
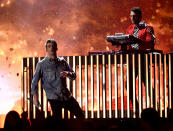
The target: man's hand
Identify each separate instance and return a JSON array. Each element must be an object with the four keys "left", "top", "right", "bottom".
[
  {"left": 33, "top": 94, "right": 41, "bottom": 108},
  {"left": 130, "top": 35, "right": 142, "bottom": 44},
  {"left": 60, "top": 71, "right": 71, "bottom": 78}
]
